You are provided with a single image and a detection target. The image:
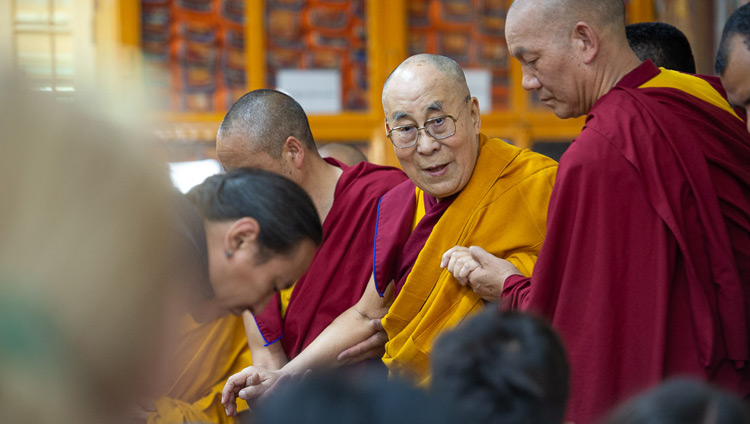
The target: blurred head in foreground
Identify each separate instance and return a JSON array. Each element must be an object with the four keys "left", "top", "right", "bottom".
[
  {"left": 431, "top": 308, "right": 570, "bottom": 424},
  {"left": 602, "top": 378, "right": 750, "bottom": 424},
  {"left": 0, "top": 76, "right": 178, "bottom": 423},
  {"left": 253, "top": 367, "right": 458, "bottom": 424}
]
